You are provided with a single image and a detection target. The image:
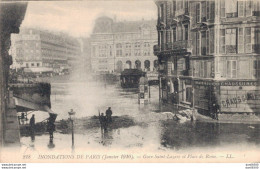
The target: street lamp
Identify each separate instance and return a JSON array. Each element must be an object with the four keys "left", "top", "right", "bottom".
[{"left": 68, "top": 109, "right": 76, "bottom": 148}]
